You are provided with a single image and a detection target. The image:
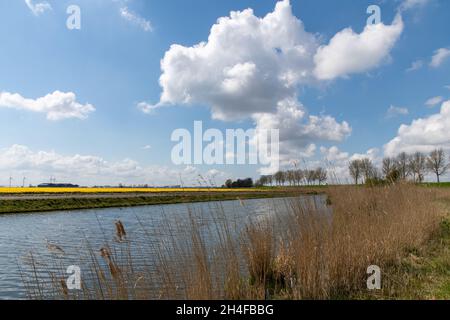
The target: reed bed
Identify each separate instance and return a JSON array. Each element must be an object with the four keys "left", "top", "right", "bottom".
[{"left": 21, "top": 184, "right": 446, "bottom": 300}]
